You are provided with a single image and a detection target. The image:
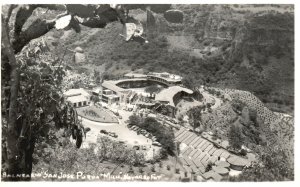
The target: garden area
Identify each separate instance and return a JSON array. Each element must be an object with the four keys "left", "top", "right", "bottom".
[{"left": 77, "top": 105, "right": 118, "bottom": 123}]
